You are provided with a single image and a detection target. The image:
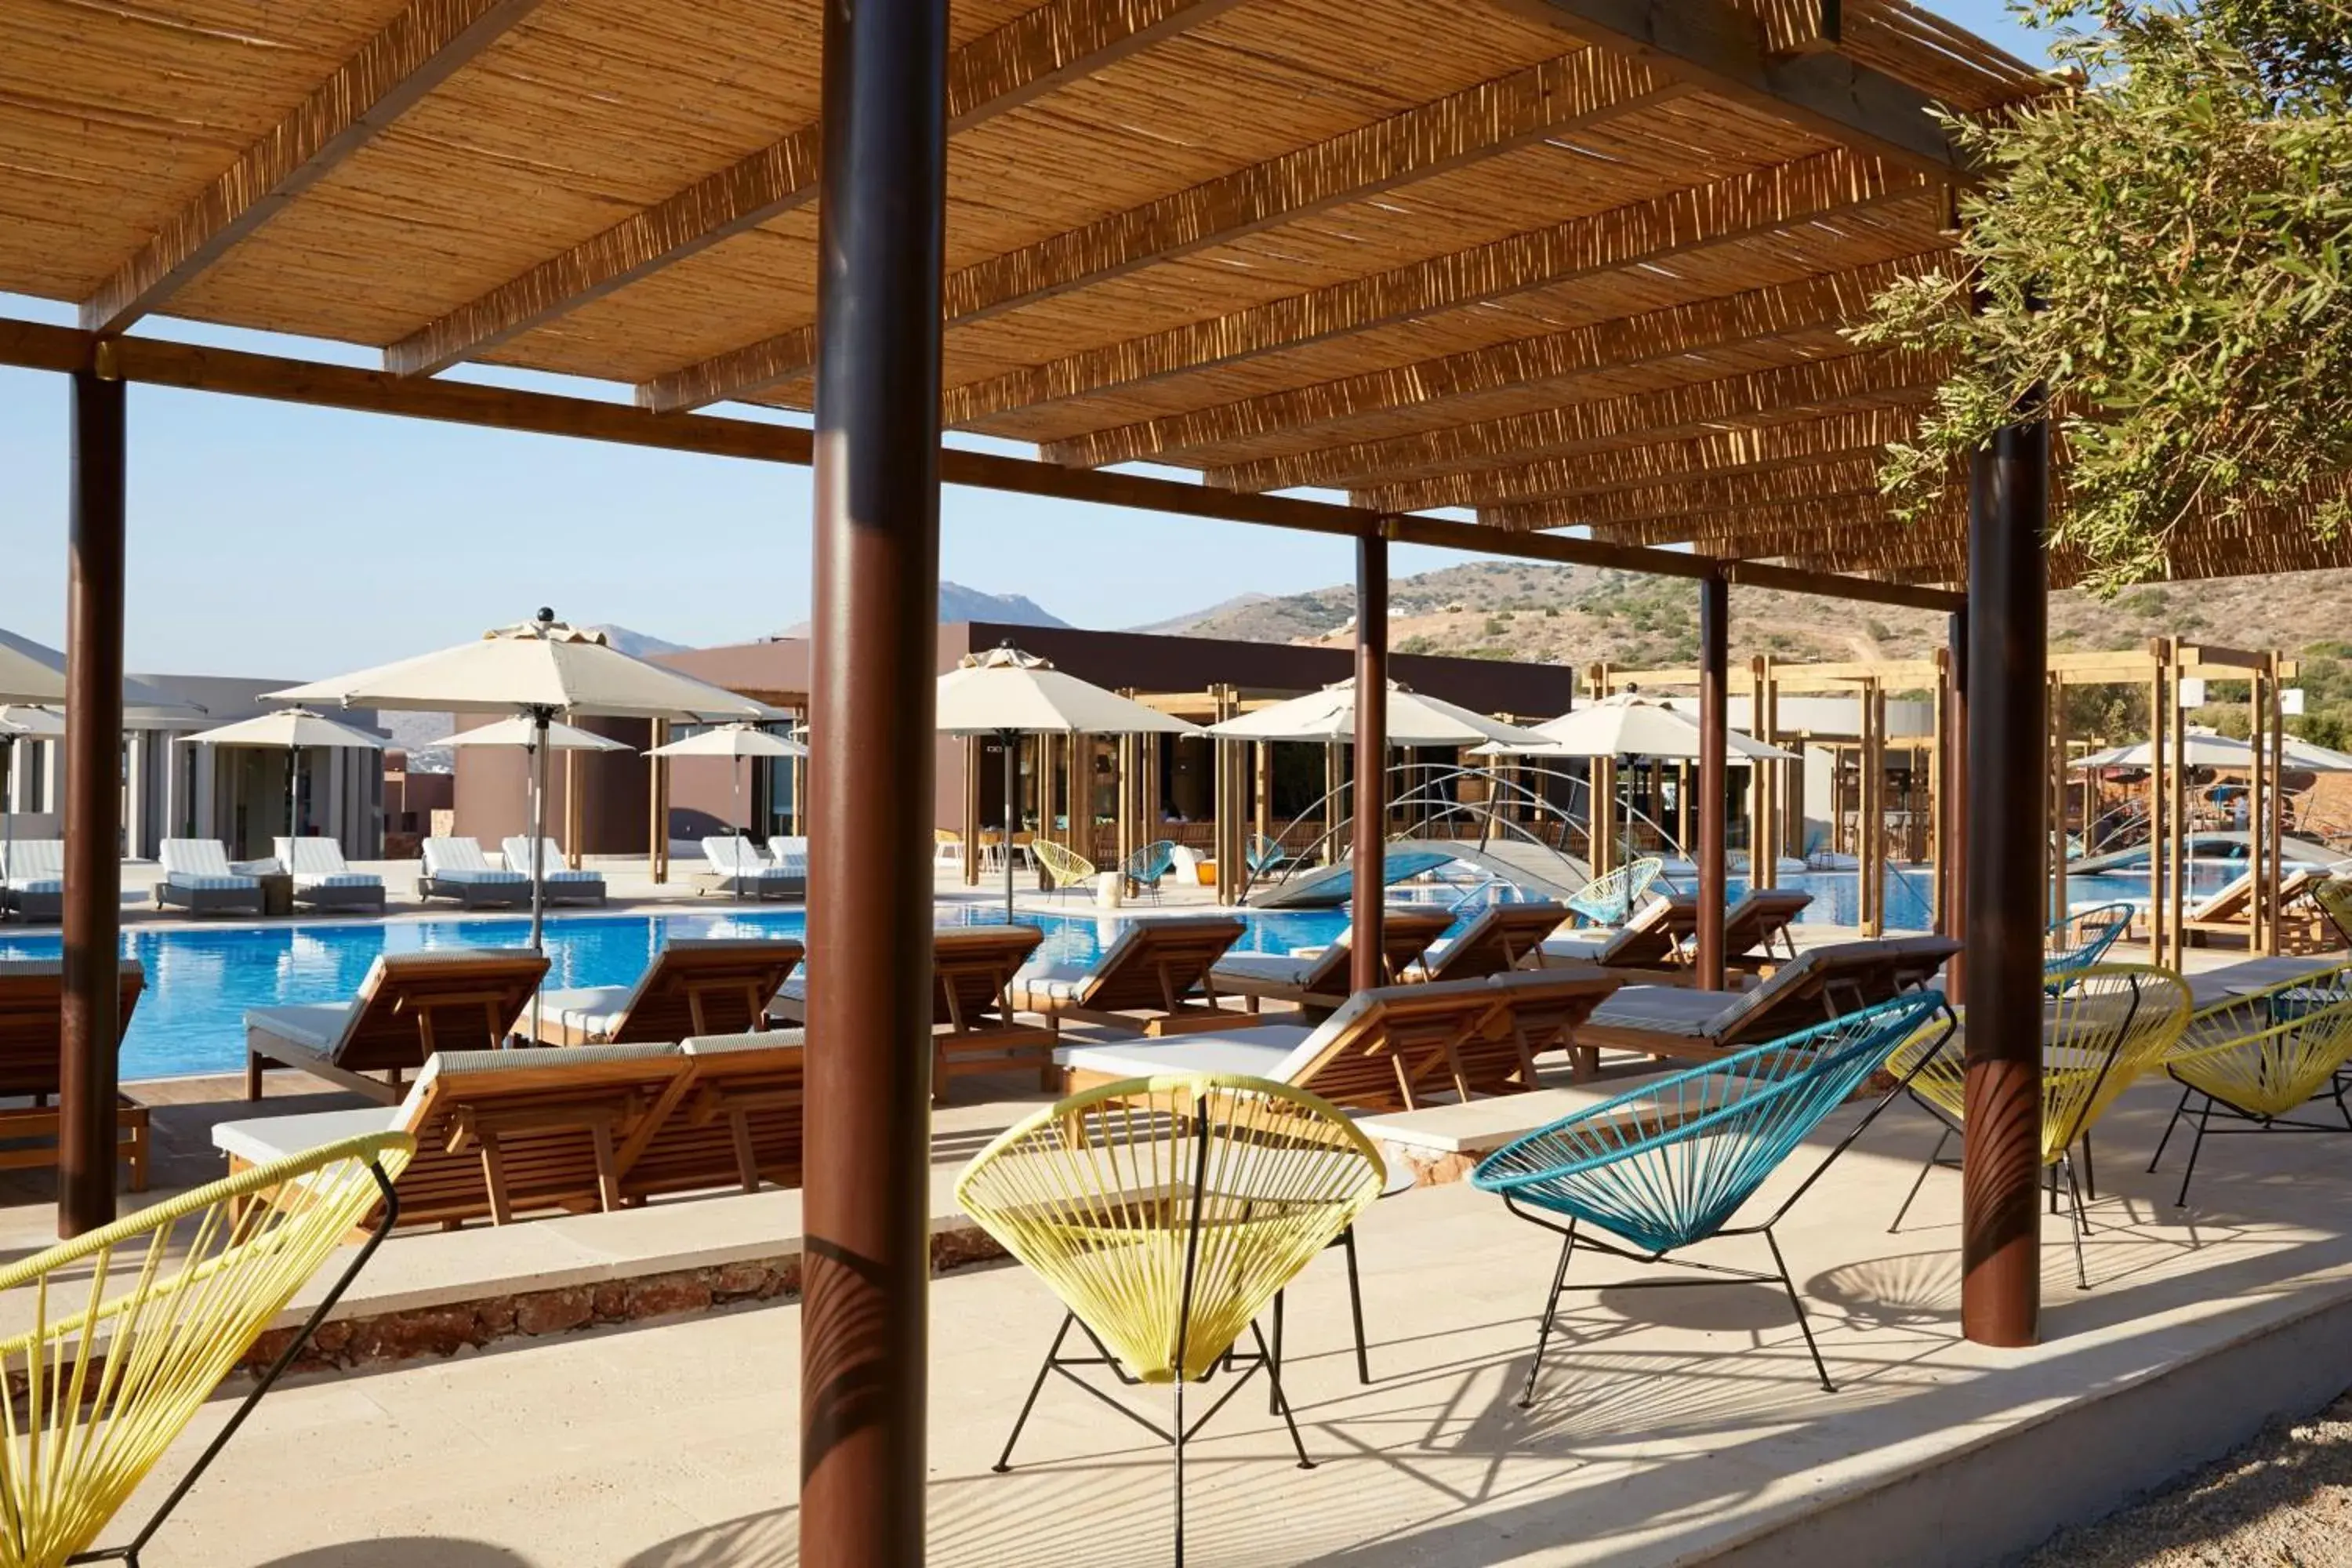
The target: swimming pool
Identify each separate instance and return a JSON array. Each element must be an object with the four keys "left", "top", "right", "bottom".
[
  {"left": 0, "top": 860, "right": 2230, "bottom": 1083},
  {"left": 0, "top": 902, "right": 1372, "bottom": 1083}
]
